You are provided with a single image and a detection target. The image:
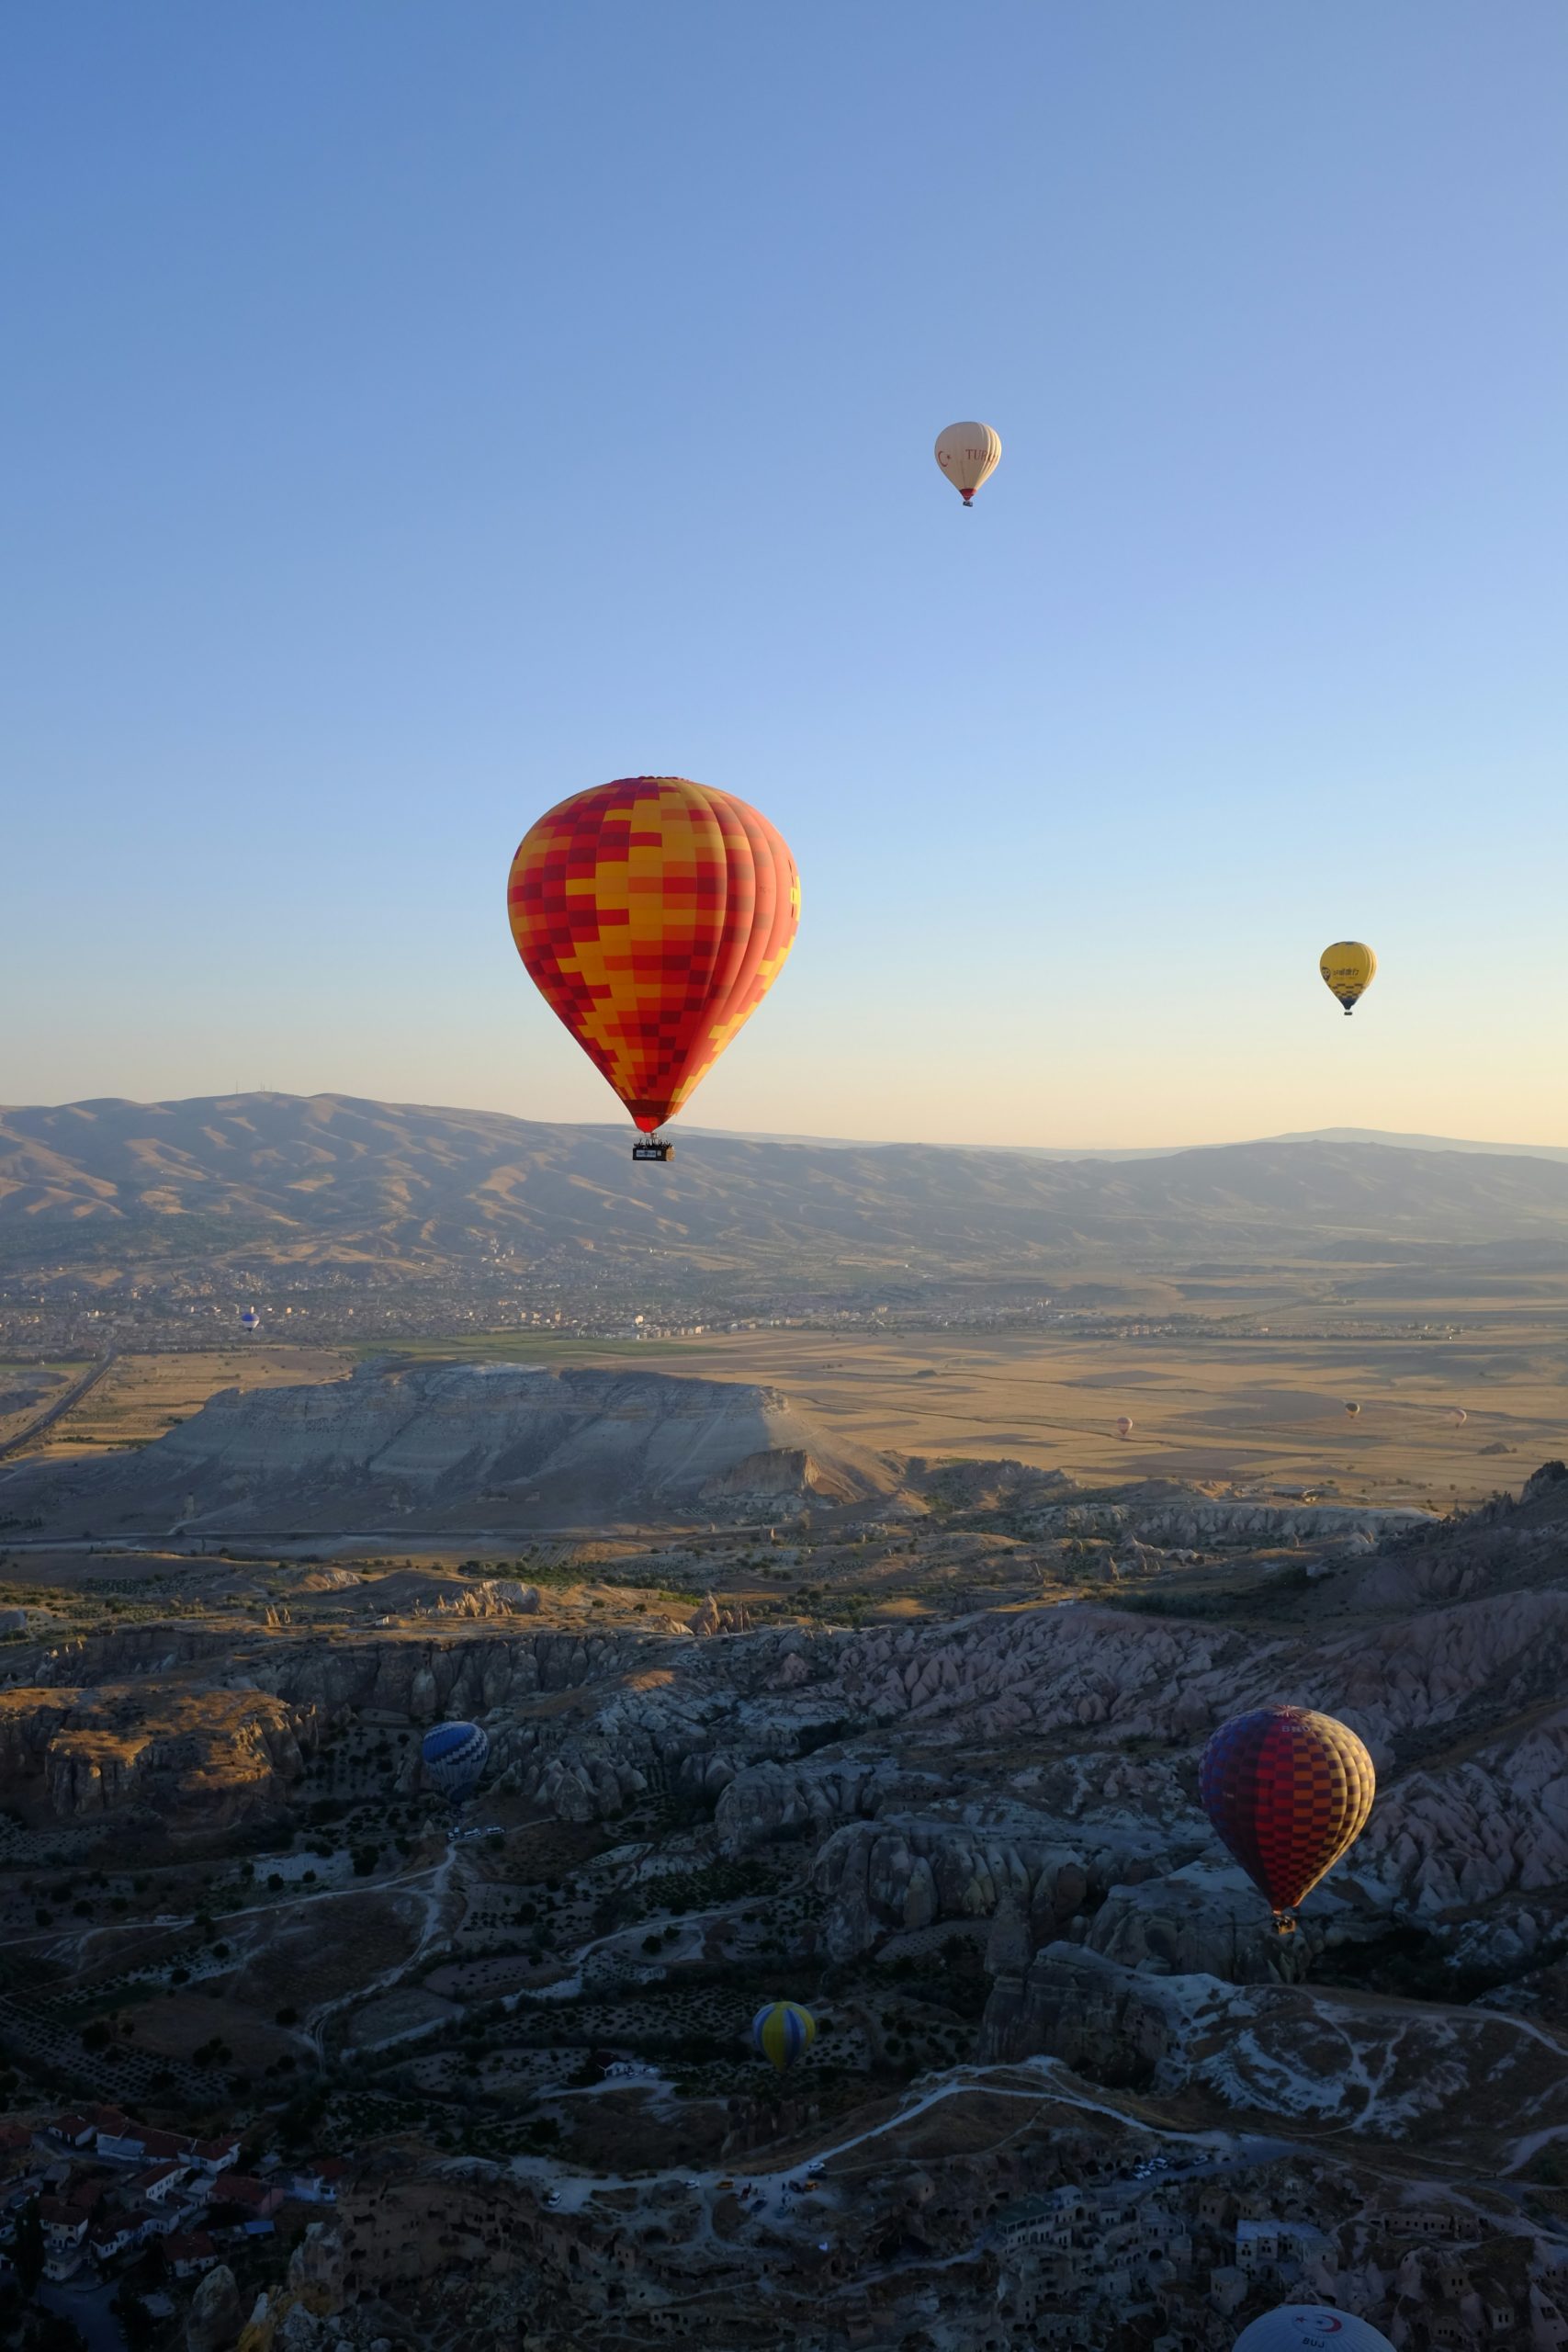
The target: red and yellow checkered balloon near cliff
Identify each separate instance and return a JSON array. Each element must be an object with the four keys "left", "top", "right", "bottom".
[
  {"left": 507, "top": 776, "right": 800, "bottom": 1136},
  {"left": 1199, "top": 1705, "right": 1375, "bottom": 1937}
]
